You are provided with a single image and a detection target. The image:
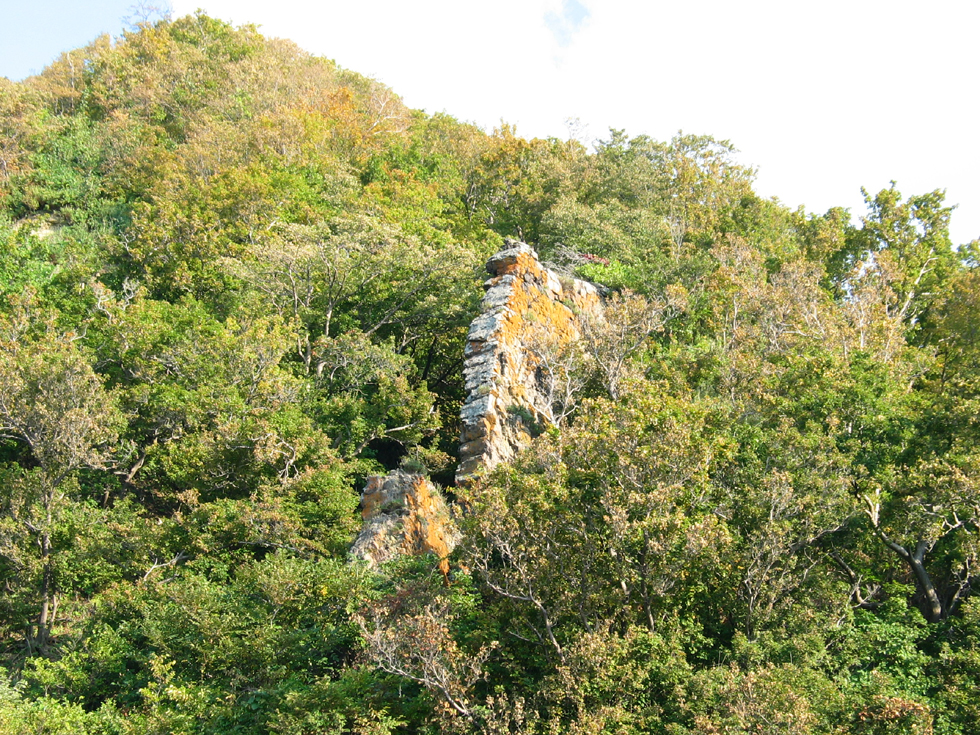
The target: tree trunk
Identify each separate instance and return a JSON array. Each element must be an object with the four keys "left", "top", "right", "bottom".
[
  {"left": 36, "top": 529, "right": 53, "bottom": 651},
  {"left": 880, "top": 534, "right": 944, "bottom": 623},
  {"left": 909, "top": 541, "right": 944, "bottom": 623}
]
